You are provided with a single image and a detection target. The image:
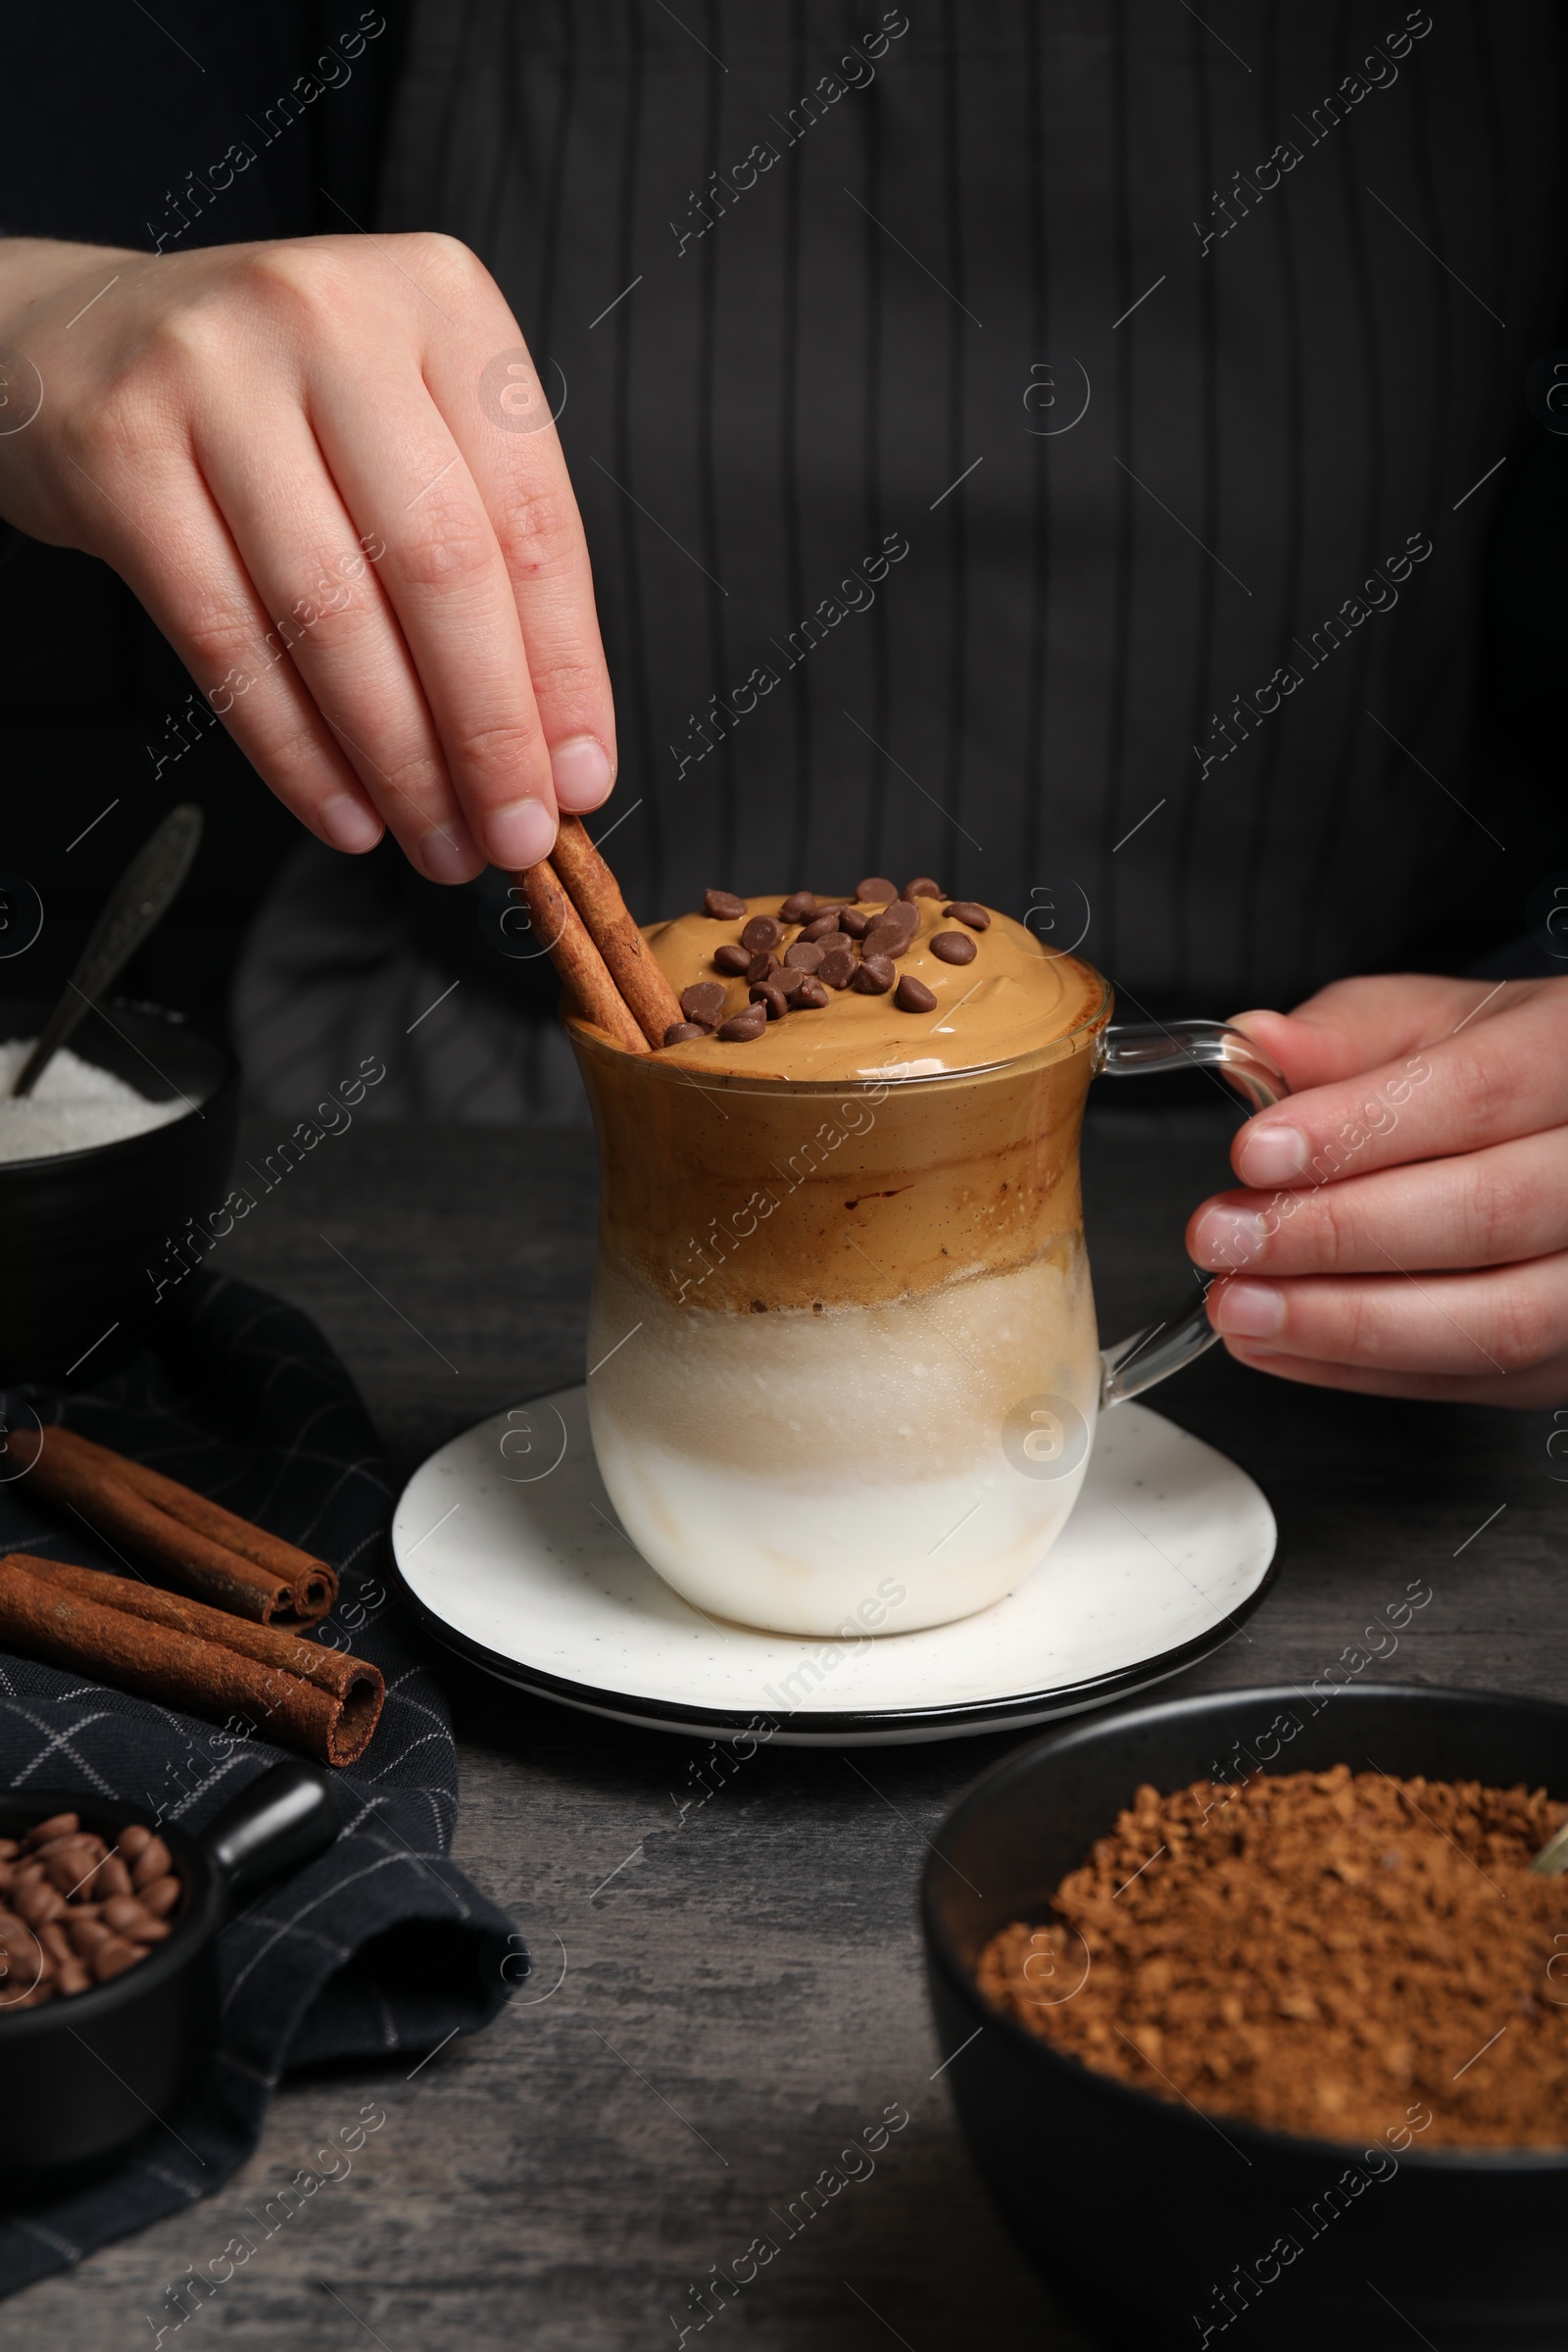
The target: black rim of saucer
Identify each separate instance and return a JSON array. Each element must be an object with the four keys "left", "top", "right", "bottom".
[{"left": 390, "top": 1518, "right": 1283, "bottom": 1742}]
